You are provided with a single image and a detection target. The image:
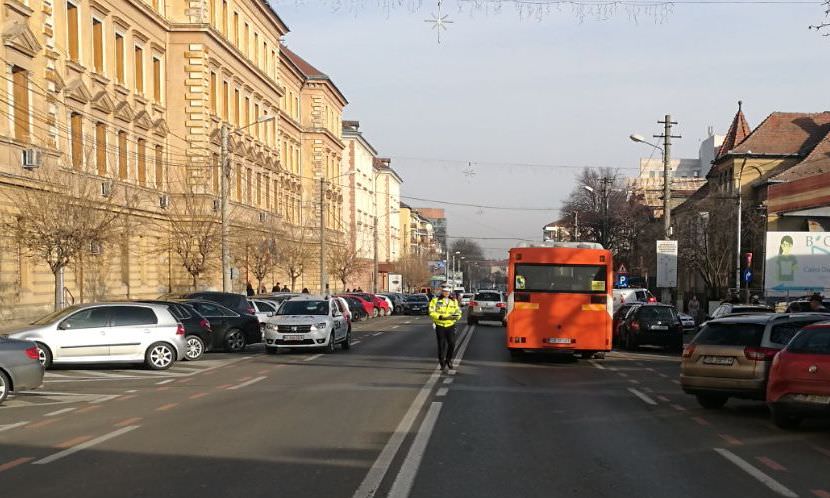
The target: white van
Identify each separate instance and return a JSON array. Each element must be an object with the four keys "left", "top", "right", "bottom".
[{"left": 612, "top": 288, "right": 656, "bottom": 311}]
